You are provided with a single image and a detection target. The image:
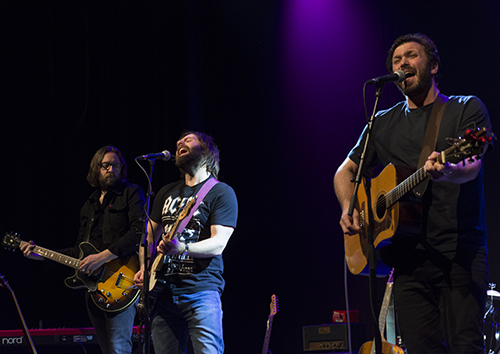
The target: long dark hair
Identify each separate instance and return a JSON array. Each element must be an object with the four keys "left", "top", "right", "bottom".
[
  {"left": 87, "top": 145, "right": 128, "bottom": 188},
  {"left": 179, "top": 131, "right": 220, "bottom": 179}
]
